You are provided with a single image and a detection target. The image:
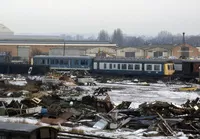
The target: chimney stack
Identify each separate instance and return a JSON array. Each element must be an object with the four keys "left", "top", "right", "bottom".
[{"left": 183, "top": 32, "right": 185, "bottom": 45}]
